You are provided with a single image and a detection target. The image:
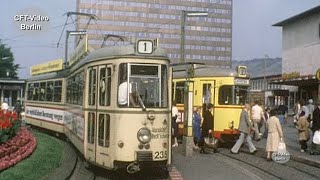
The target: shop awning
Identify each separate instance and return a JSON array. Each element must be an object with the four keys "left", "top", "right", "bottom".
[
  {"left": 273, "top": 89, "right": 289, "bottom": 96},
  {"left": 270, "top": 75, "right": 318, "bottom": 86}
]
